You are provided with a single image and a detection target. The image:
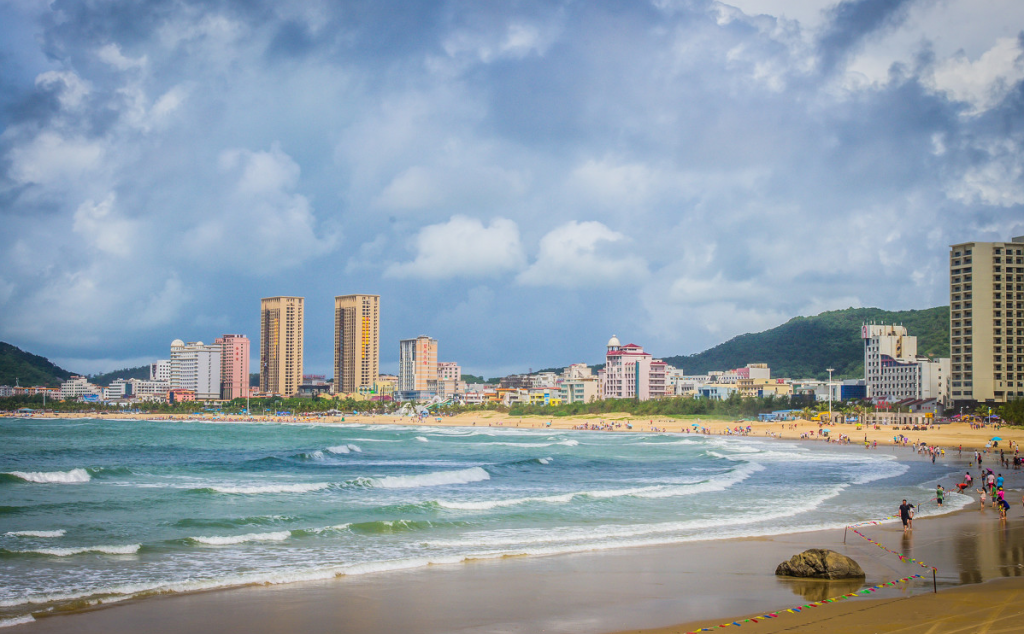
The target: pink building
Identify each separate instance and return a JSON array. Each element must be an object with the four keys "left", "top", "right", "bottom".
[
  {"left": 437, "top": 362, "right": 461, "bottom": 382},
  {"left": 601, "top": 336, "right": 667, "bottom": 401},
  {"left": 216, "top": 334, "right": 250, "bottom": 400}
]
